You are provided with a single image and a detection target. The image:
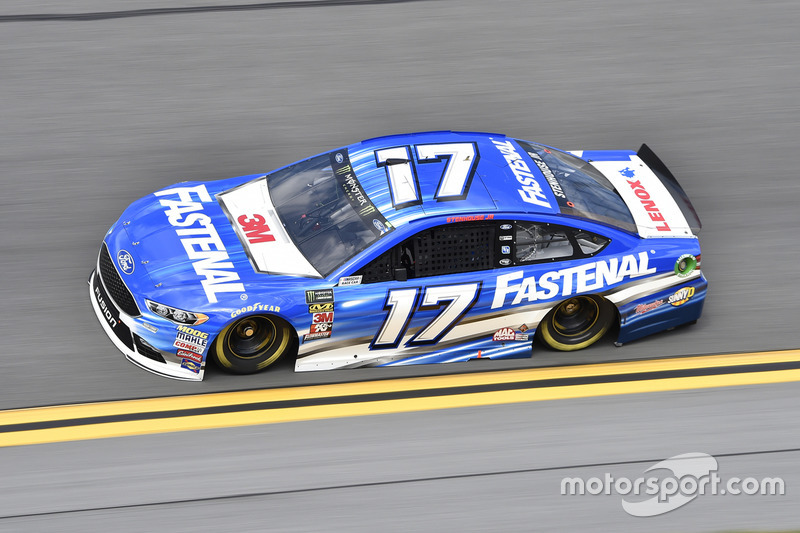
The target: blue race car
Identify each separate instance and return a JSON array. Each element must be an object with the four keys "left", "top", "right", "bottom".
[{"left": 89, "top": 131, "right": 706, "bottom": 381}]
